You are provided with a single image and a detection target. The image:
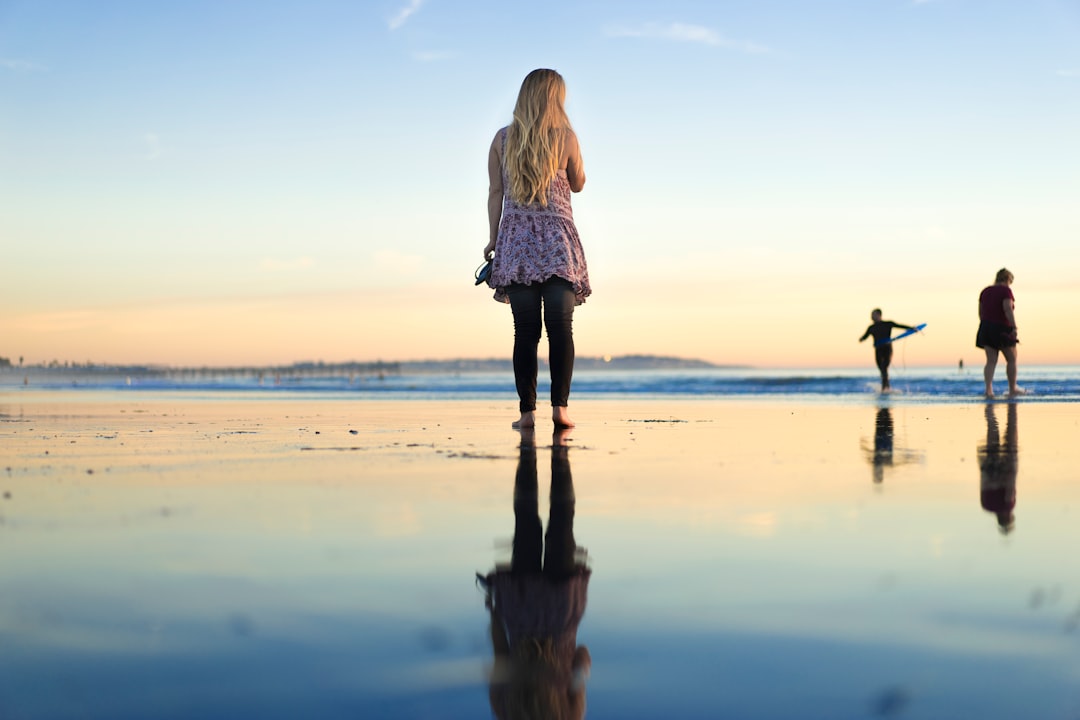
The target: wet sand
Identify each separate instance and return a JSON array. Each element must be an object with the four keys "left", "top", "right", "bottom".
[{"left": 2, "top": 393, "right": 1079, "bottom": 719}]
